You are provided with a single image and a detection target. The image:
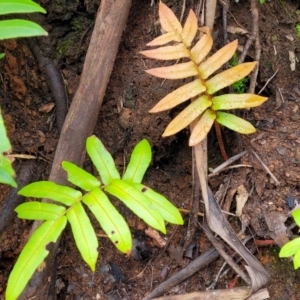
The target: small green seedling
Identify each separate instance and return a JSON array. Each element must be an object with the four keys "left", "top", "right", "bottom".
[
  {"left": 259, "top": 0, "right": 265, "bottom": 4},
  {"left": 229, "top": 53, "right": 248, "bottom": 94},
  {"left": 296, "top": 24, "right": 300, "bottom": 39},
  {"left": 6, "top": 136, "right": 183, "bottom": 300},
  {"left": 279, "top": 209, "right": 300, "bottom": 269},
  {"left": 0, "top": 0, "right": 47, "bottom": 187}
]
